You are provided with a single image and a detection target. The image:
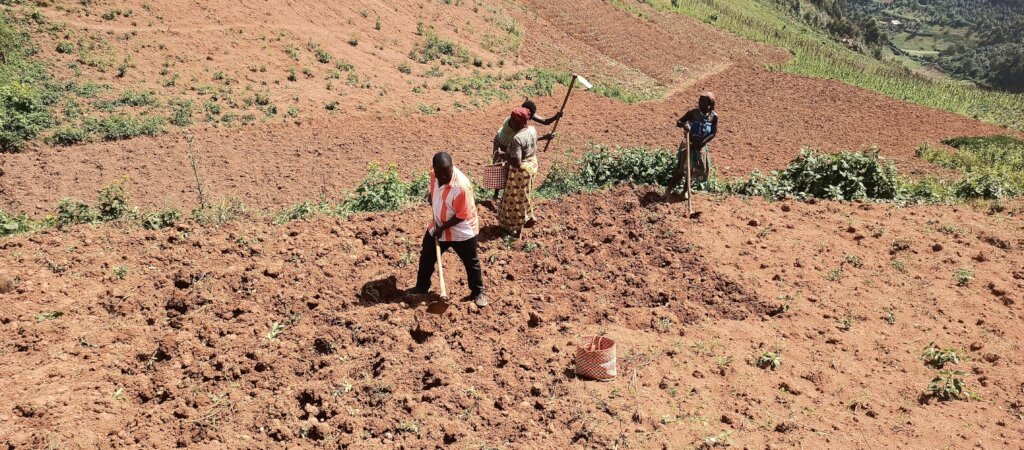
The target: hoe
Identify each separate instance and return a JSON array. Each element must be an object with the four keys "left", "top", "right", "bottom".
[{"left": 542, "top": 73, "right": 593, "bottom": 152}]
